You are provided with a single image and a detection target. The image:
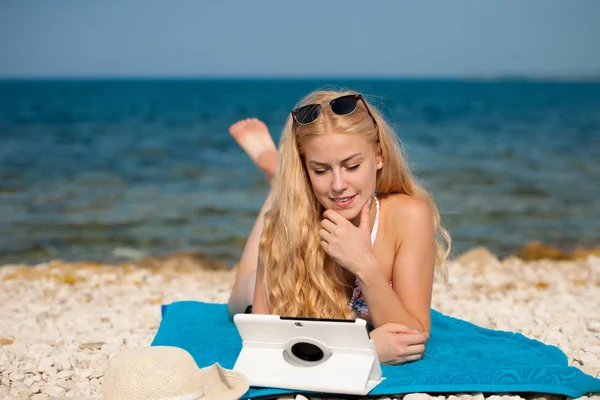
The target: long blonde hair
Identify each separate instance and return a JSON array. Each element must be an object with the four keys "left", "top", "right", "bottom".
[{"left": 260, "top": 90, "right": 451, "bottom": 318}]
